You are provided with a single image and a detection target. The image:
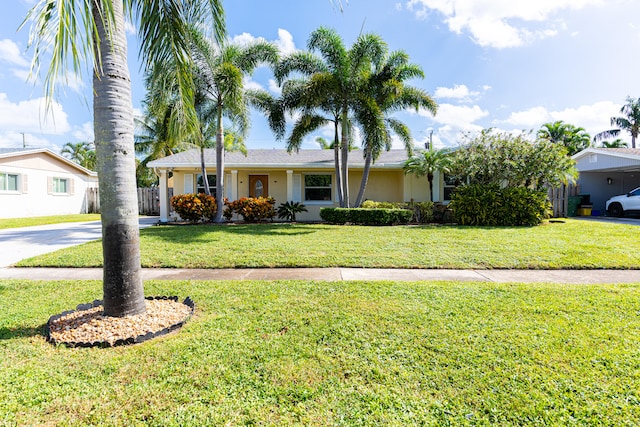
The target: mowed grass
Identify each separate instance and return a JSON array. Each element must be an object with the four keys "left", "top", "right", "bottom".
[
  {"left": 0, "top": 214, "right": 101, "bottom": 230},
  {"left": 1, "top": 279, "right": 639, "bottom": 426},
  {"left": 17, "top": 219, "right": 640, "bottom": 269}
]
